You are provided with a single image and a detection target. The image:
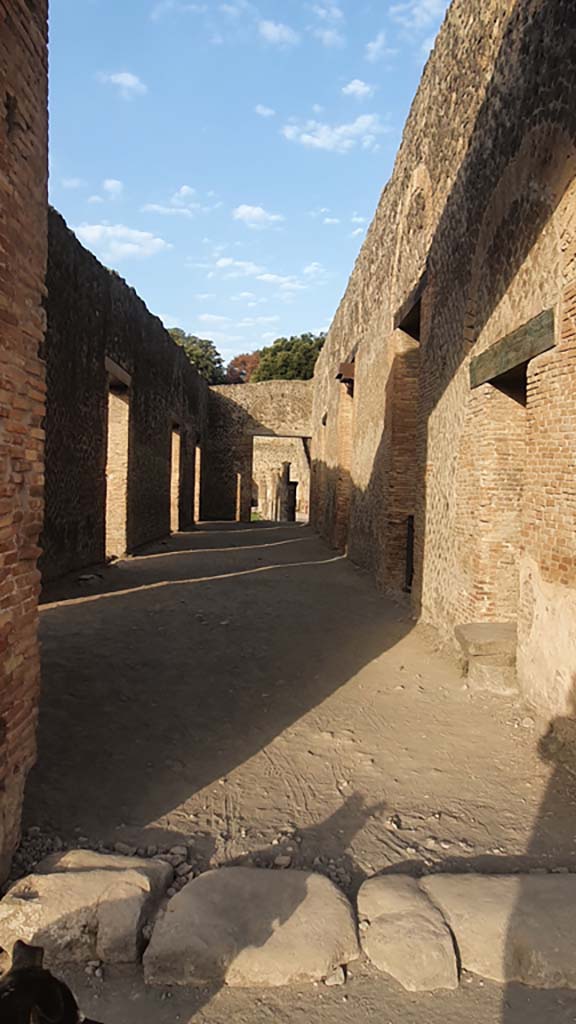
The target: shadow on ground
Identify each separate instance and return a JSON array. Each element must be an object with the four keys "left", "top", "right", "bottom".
[{"left": 26, "top": 523, "right": 411, "bottom": 844}]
